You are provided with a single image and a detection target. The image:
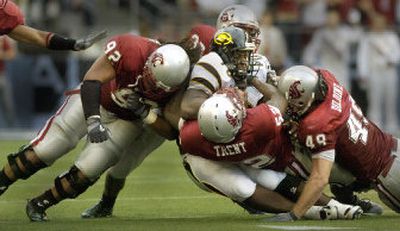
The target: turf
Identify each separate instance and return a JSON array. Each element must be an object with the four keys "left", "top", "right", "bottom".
[{"left": 0, "top": 140, "right": 399, "bottom": 231}]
